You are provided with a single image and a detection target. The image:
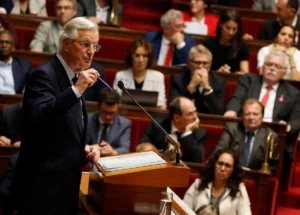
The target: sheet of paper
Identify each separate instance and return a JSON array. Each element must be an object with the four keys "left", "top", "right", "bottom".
[
  {"left": 168, "top": 187, "right": 196, "bottom": 215},
  {"left": 98, "top": 151, "right": 167, "bottom": 172},
  {"left": 184, "top": 22, "right": 208, "bottom": 35}
]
